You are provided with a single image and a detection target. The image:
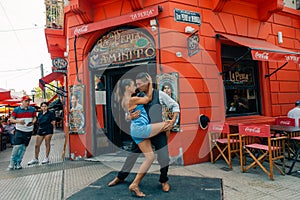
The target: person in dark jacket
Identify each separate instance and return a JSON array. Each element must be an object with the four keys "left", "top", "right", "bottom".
[{"left": 28, "top": 102, "right": 56, "bottom": 165}]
